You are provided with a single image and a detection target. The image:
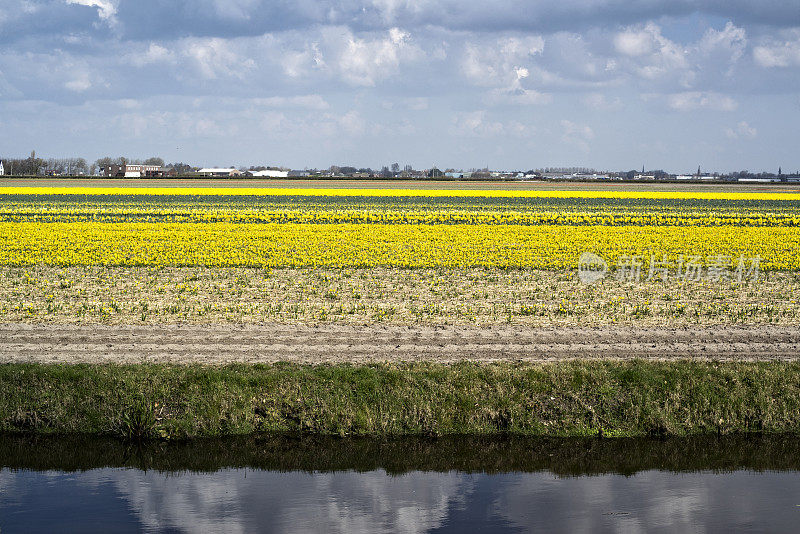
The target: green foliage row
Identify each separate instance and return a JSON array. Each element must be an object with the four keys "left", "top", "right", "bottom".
[{"left": 2, "top": 361, "right": 799, "bottom": 440}]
